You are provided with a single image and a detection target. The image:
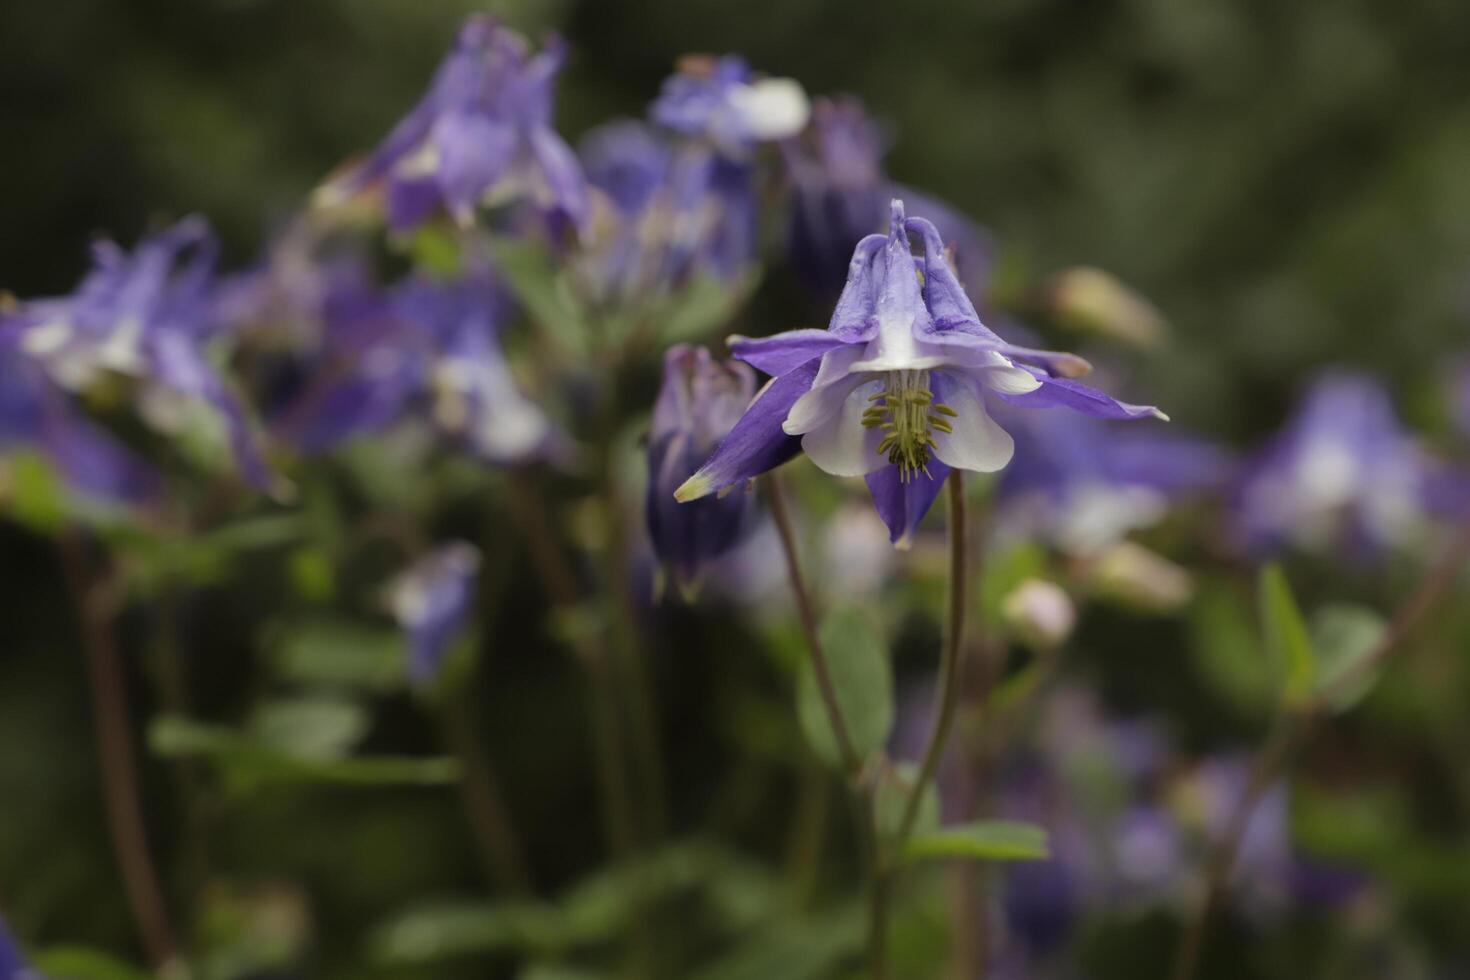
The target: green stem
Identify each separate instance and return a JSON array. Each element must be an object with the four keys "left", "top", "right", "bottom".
[{"left": 441, "top": 691, "right": 533, "bottom": 895}]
